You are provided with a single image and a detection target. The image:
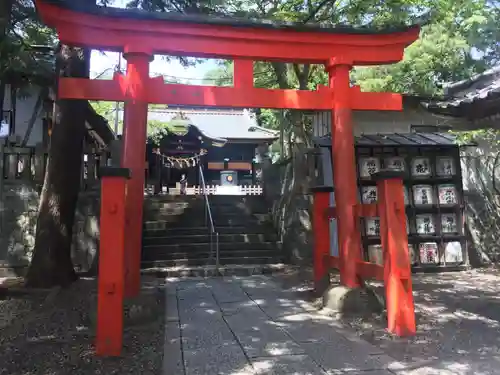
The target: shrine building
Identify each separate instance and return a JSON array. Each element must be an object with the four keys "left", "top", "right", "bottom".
[{"left": 143, "top": 107, "right": 278, "bottom": 188}]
